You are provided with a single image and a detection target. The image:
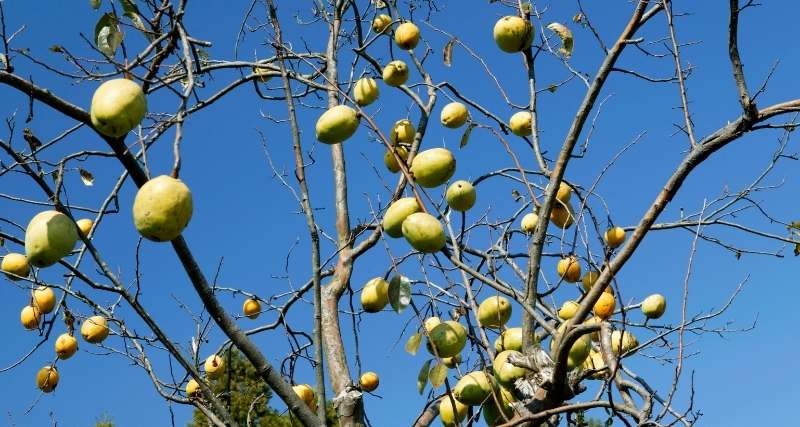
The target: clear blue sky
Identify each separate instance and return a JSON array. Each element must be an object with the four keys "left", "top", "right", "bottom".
[{"left": 0, "top": 1, "right": 798, "bottom": 426}]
